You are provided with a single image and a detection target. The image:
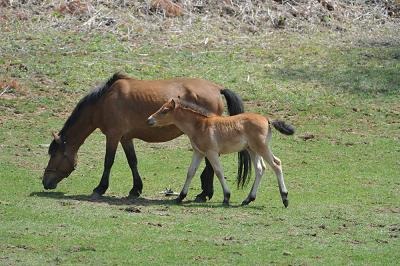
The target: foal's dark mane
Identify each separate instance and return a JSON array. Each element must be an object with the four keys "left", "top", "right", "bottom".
[
  {"left": 48, "top": 73, "right": 128, "bottom": 155},
  {"left": 177, "top": 100, "right": 213, "bottom": 118}
]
